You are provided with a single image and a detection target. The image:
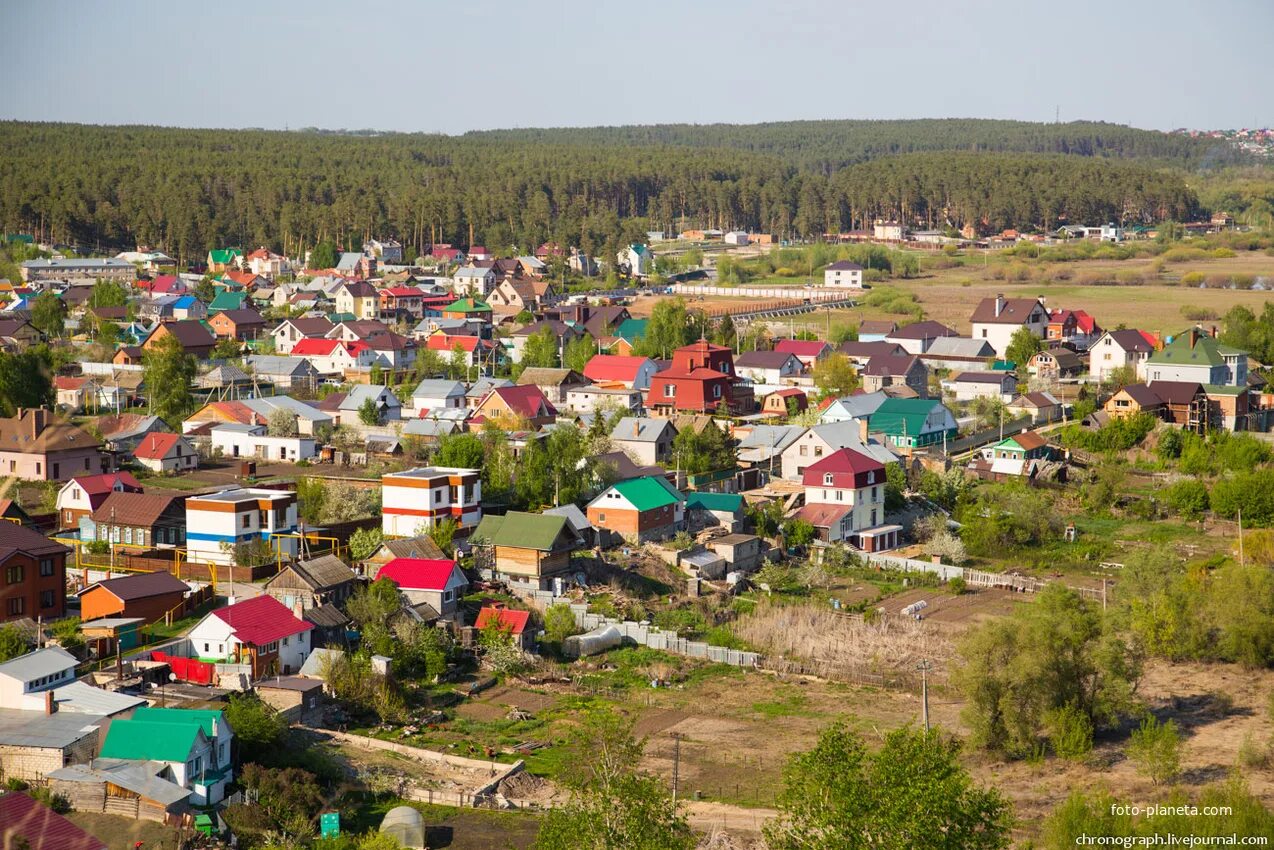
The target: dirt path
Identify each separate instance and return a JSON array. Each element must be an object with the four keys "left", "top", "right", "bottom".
[{"left": 685, "top": 801, "right": 777, "bottom": 834}]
